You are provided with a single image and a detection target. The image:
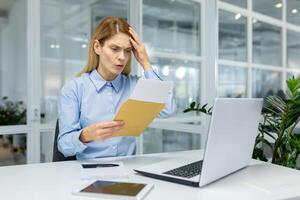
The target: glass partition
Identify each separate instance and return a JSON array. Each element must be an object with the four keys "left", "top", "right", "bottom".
[
  {"left": 252, "top": 69, "right": 282, "bottom": 98},
  {"left": 151, "top": 57, "right": 200, "bottom": 114},
  {"left": 40, "top": 0, "right": 128, "bottom": 123},
  {"left": 253, "top": 21, "right": 281, "bottom": 66},
  {"left": 143, "top": 0, "right": 201, "bottom": 56},
  {"left": 218, "top": 65, "right": 247, "bottom": 97},
  {"left": 0, "top": 134, "right": 26, "bottom": 166},
  {"left": 287, "top": 30, "right": 300, "bottom": 70},
  {"left": 40, "top": 132, "right": 54, "bottom": 163},
  {"left": 0, "top": 0, "right": 27, "bottom": 125},
  {"left": 219, "top": 10, "right": 247, "bottom": 62},
  {"left": 286, "top": 0, "right": 300, "bottom": 26},
  {"left": 253, "top": 0, "right": 282, "bottom": 19},
  {"left": 143, "top": 128, "right": 201, "bottom": 154}
]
